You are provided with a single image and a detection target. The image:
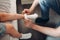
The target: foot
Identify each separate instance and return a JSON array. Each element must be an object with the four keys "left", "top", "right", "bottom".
[
  {"left": 24, "top": 13, "right": 38, "bottom": 20},
  {"left": 20, "top": 33, "right": 32, "bottom": 39}
]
